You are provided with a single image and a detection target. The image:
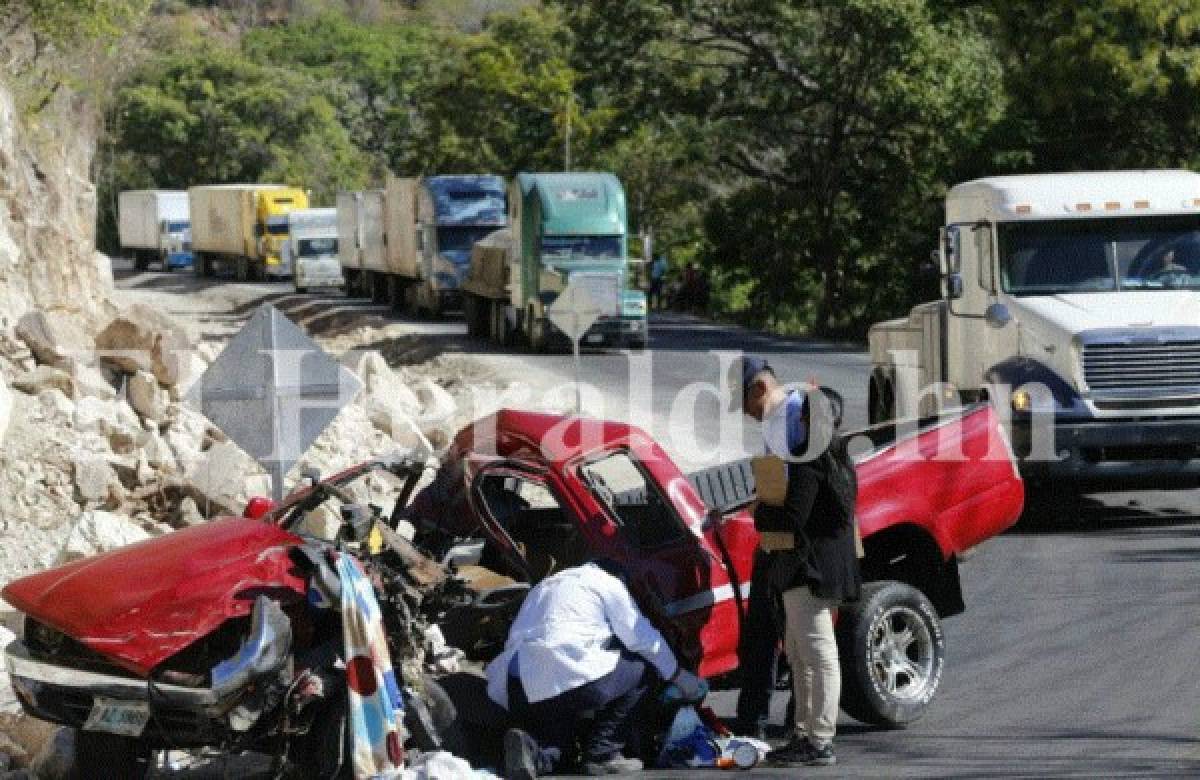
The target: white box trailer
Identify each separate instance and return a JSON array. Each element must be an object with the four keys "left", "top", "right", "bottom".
[
  {"left": 337, "top": 192, "right": 364, "bottom": 274},
  {"left": 117, "top": 190, "right": 192, "bottom": 271}
]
